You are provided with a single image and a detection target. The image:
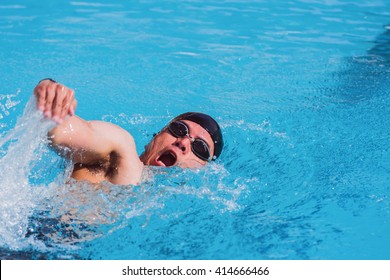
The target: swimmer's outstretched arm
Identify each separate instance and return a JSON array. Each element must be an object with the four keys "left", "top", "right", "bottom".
[
  {"left": 33, "top": 79, "right": 143, "bottom": 185},
  {"left": 49, "top": 116, "right": 143, "bottom": 184}
]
